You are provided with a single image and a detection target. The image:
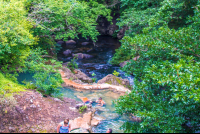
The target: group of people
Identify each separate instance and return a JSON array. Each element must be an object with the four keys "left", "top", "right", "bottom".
[
  {"left": 57, "top": 118, "right": 112, "bottom": 133},
  {"left": 57, "top": 96, "right": 110, "bottom": 133},
  {"left": 77, "top": 95, "right": 106, "bottom": 106}
]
